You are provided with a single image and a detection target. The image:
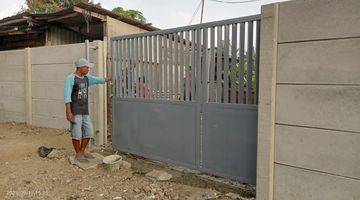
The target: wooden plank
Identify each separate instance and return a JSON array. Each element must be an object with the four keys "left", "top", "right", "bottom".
[
  {"left": 230, "top": 23, "right": 238, "bottom": 103},
  {"left": 246, "top": 21, "right": 254, "bottom": 104},
  {"left": 238, "top": 22, "right": 245, "bottom": 104},
  {"left": 223, "top": 25, "right": 230, "bottom": 103}
]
